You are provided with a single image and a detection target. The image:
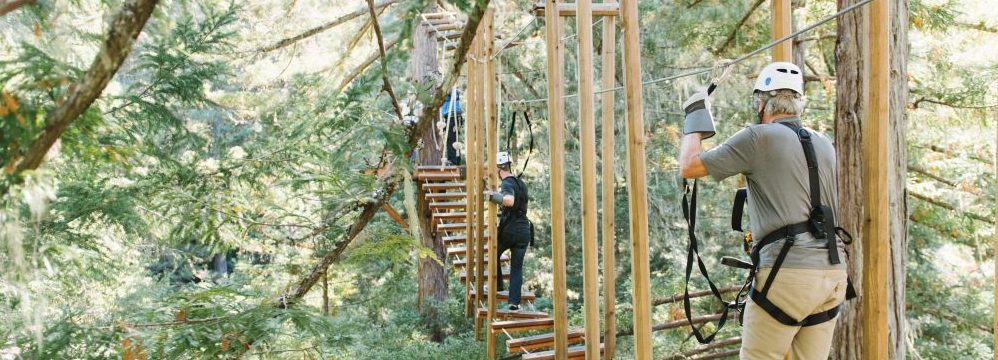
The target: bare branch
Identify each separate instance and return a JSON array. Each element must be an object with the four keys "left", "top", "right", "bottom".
[
  {"left": 0, "top": 0, "right": 34, "bottom": 18},
  {"left": 257, "top": 0, "right": 402, "bottom": 53},
  {"left": 907, "top": 164, "right": 957, "bottom": 187},
  {"left": 711, "top": 0, "right": 765, "bottom": 56},
  {"left": 908, "top": 189, "right": 991, "bottom": 223},
  {"left": 11, "top": 0, "right": 159, "bottom": 174},
  {"left": 366, "top": 0, "right": 403, "bottom": 121},
  {"left": 910, "top": 96, "right": 998, "bottom": 110},
  {"left": 616, "top": 312, "right": 738, "bottom": 337},
  {"left": 653, "top": 286, "right": 741, "bottom": 307},
  {"left": 663, "top": 337, "right": 742, "bottom": 360},
  {"left": 336, "top": 37, "right": 400, "bottom": 93}
]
